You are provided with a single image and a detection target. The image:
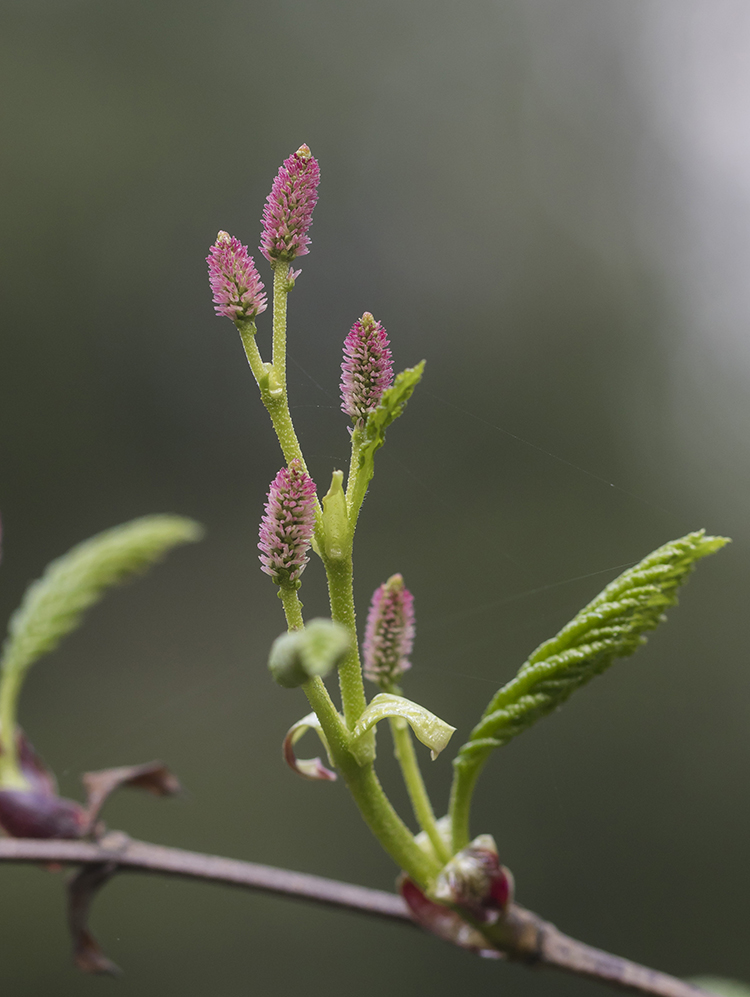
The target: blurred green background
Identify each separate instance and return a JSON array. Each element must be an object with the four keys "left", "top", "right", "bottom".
[{"left": 1, "top": 0, "right": 749, "bottom": 993}]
